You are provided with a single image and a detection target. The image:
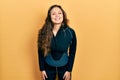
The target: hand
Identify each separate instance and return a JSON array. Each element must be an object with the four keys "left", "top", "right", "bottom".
[
  {"left": 63, "top": 71, "right": 71, "bottom": 80},
  {"left": 41, "top": 70, "right": 48, "bottom": 80}
]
